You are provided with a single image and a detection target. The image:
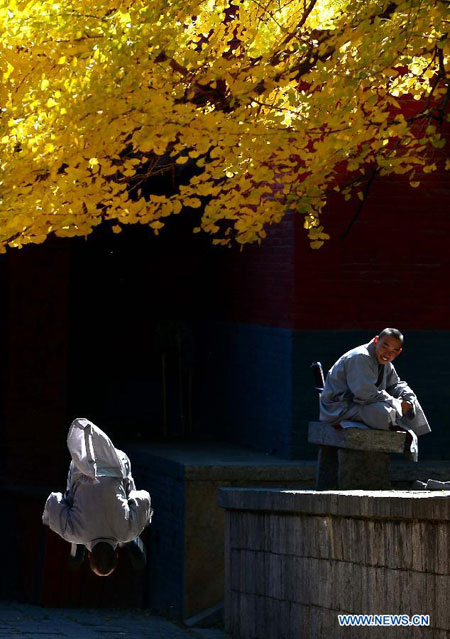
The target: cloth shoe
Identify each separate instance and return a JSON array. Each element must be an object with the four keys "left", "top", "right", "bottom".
[
  {"left": 425, "top": 479, "right": 450, "bottom": 490},
  {"left": 123, "top": 536, "right": 146, "bottom": 571},
  {"left": 68, "top": 544, "right": 86, "bottom": 569}
]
